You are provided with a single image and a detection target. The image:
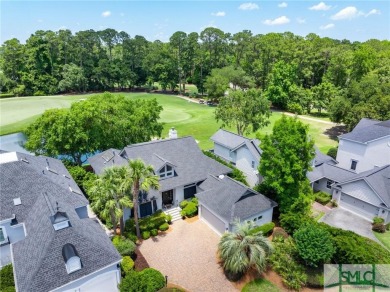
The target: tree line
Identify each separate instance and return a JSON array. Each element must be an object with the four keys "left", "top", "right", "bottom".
[{"left": 1, "top": 28, "right": 389, "bottom": 129}]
